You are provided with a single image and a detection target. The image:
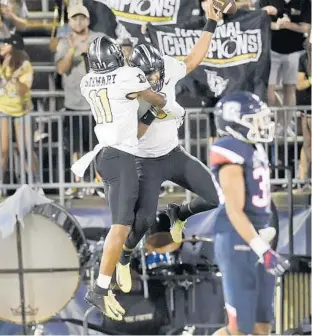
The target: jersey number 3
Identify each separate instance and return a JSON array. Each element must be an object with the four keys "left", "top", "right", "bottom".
[
  {"left": 89, "top": 88, "right": 113, "bottom": 124},
  {"left": 252, "top": 167, "right": 270, "bottom": 208}
]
